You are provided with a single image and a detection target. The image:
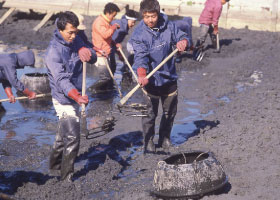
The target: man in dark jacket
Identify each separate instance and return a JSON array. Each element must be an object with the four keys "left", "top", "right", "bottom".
[
  {"left": 45, "top": 11, "right": 97, "bottom": 181},
  {"left": 0, "top": 50, "right": 37, "bottom": 105},
  {"left": 130, "top": 0, "right": 189, "bottom": 153}
]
